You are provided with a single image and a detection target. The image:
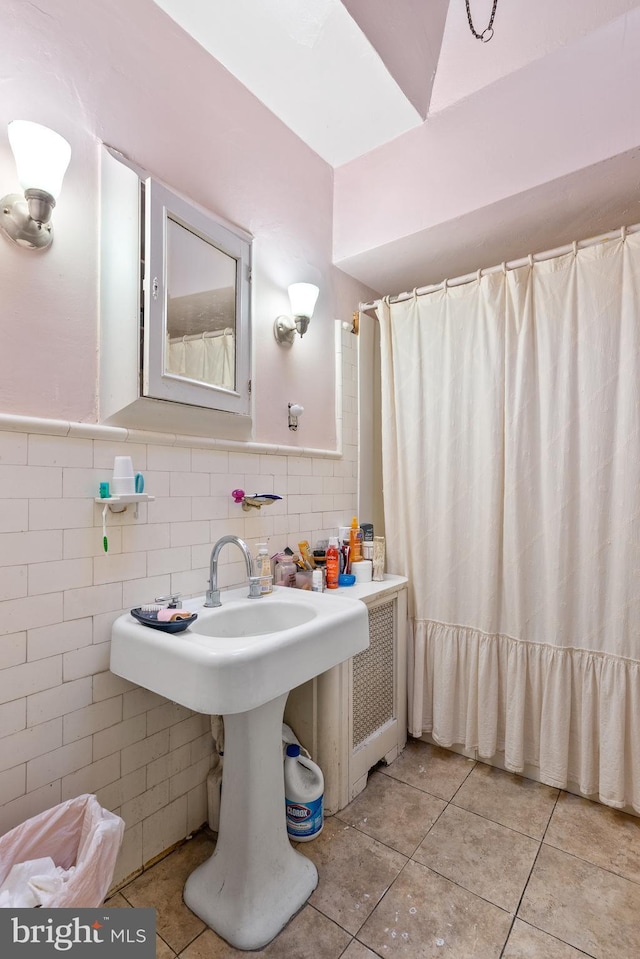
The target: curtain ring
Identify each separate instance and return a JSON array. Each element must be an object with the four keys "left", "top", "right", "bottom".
[
  {"left": 621, "top": 225, "right": 627, "bottom": 241},
  {"left": 443, "top": 277, "right": 449, "bottom": 290},
  {"left": 476, "top": 269, "right": 482, "bottom": 284},
  {"left": 501, "top": 262, "right": 507, "bottom": 276},
  {"left": 528, "top": 253, "right": 534, "bottom": 268},
  {"left": 572, "top": 240, "right": 578, "bottom": 257},
  {"left": 412, "top": 288, "right": 418, "bottom": 300}
]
